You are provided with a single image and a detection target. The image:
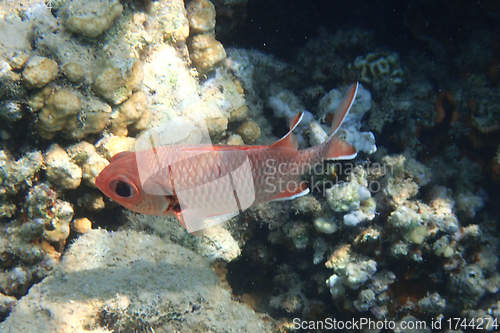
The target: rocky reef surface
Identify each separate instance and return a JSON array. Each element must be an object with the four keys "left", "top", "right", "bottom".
[{"left": 0, "top": 0, "right": 499, "bottom": 332}]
